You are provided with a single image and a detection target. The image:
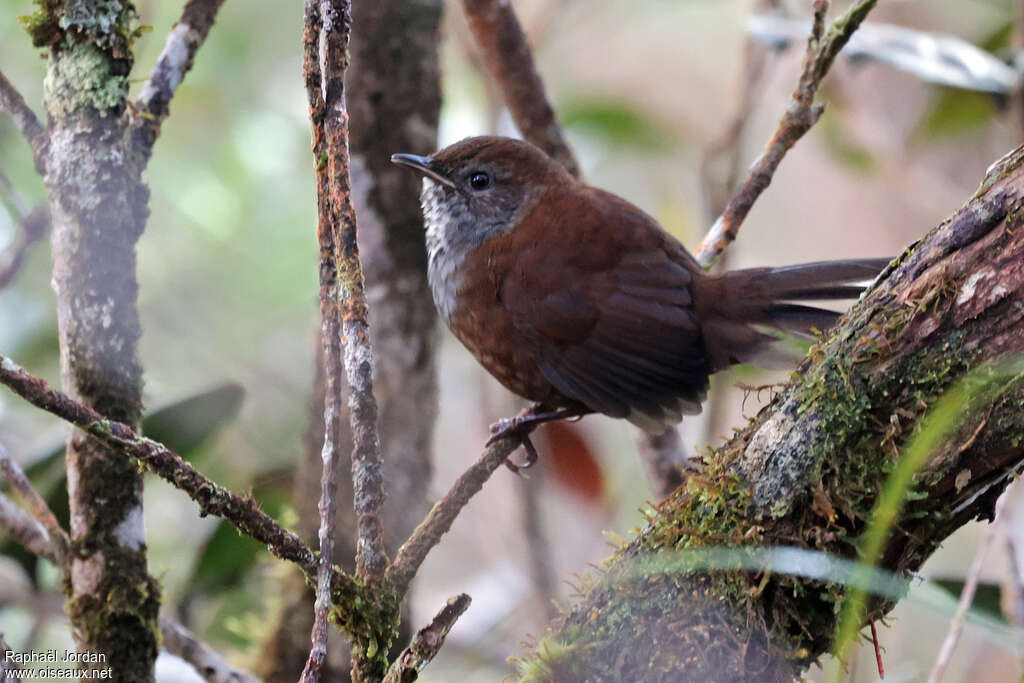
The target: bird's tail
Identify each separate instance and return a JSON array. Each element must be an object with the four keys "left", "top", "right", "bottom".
[{"left": 699, "top": 257, "right": 889, "bottom": 371}]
